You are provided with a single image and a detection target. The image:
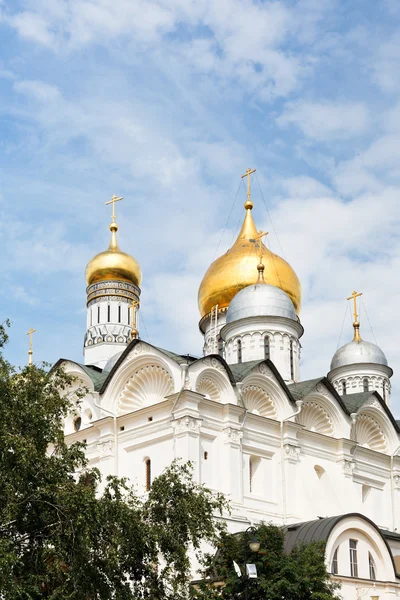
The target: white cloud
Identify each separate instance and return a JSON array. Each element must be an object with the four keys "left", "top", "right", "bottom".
[
  {"left": 14, "top": 79, "right": 61, "bottom": 102},
  {"left": 277, "top": 100, "right": 370, "bottom": 140}
]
